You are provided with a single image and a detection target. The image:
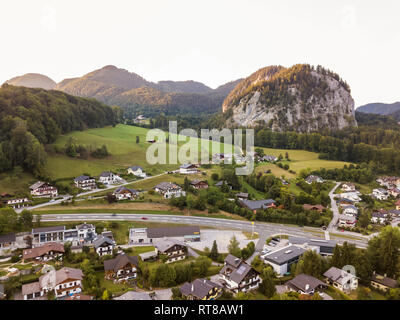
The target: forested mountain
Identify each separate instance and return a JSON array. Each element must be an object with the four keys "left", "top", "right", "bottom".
[
  {"left": 357, "top": 102, "right": 400, "bottom": 116},
  {"left": 0, "top": 84, "right": 122, "bottom": 175},
  {"left": 222, "top": 64, "right": 357, "bottom": 133},
  {"left": 5, "top": 73, "right": 56, "bottom": 90}
]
